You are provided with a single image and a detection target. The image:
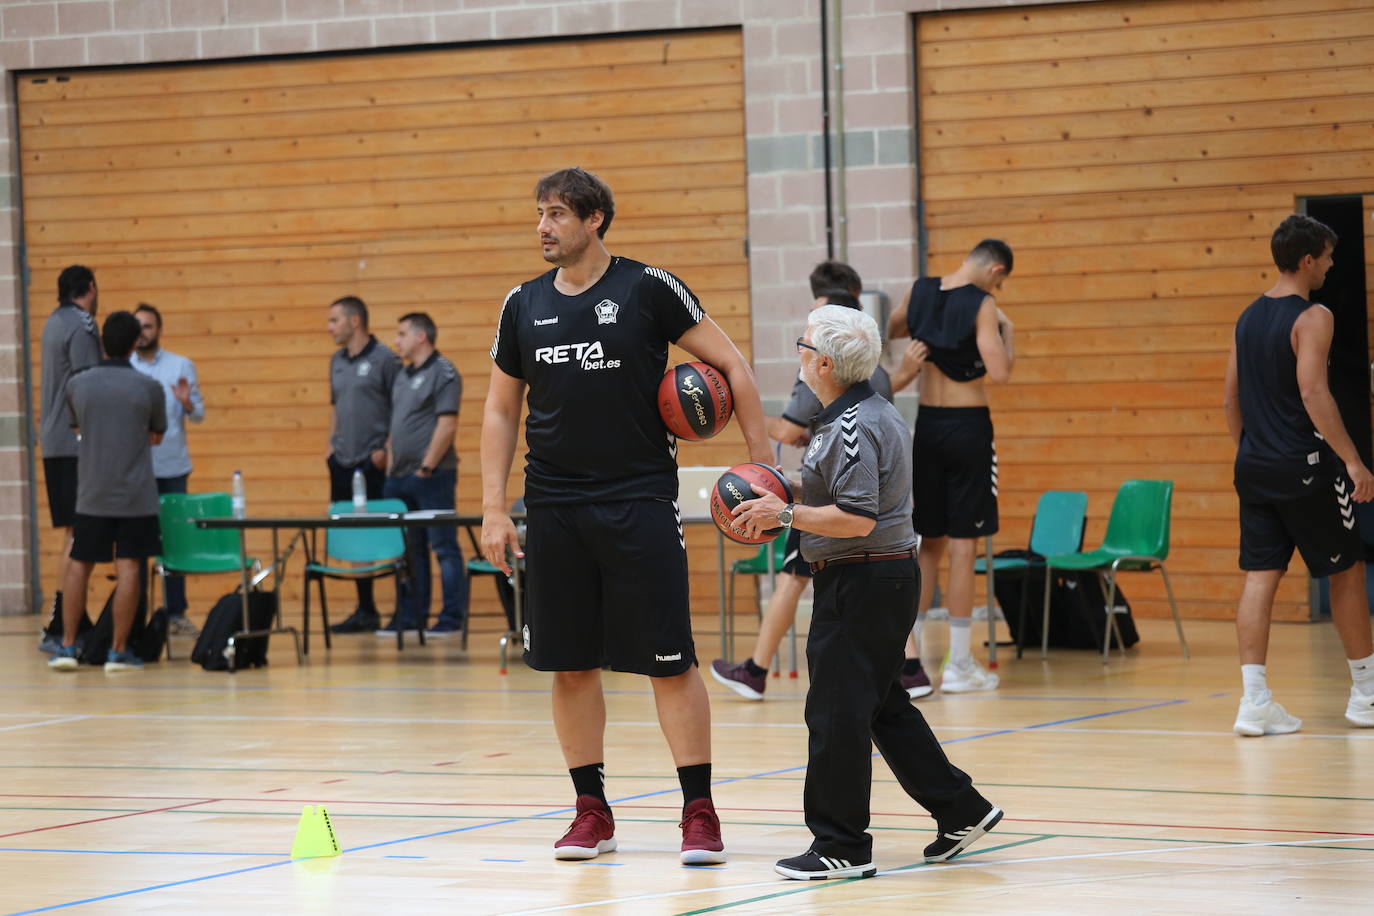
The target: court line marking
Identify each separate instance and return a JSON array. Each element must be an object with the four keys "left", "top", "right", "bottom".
[
  {"left": 0, "top": 717, "right": 90, "bottom": 733},
  {"left": 0, "top": 692, "right": 1193, "bottom": 913},
  {"left": 0, "top": 848, "right": 279, "bottom": 857},
  {"left": 0, "top": 801, "right": 215, "bottom": 841}
]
